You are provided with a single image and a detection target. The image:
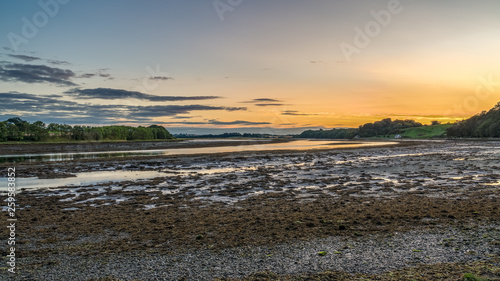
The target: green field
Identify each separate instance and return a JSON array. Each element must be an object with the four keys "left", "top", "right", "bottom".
[{"left": 401, "top": 124, "right": 452, "bottom": 138}]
